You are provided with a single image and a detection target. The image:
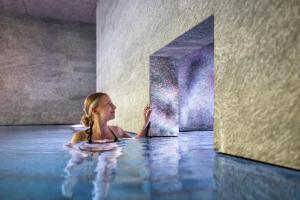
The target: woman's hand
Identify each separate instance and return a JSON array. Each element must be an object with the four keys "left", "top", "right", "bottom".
[
  {"left": 143, "top": 104, "right": 152, "bottom": 127},
  {"left": 136, "top": 104, "right": 152, "bottom": 138}
]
